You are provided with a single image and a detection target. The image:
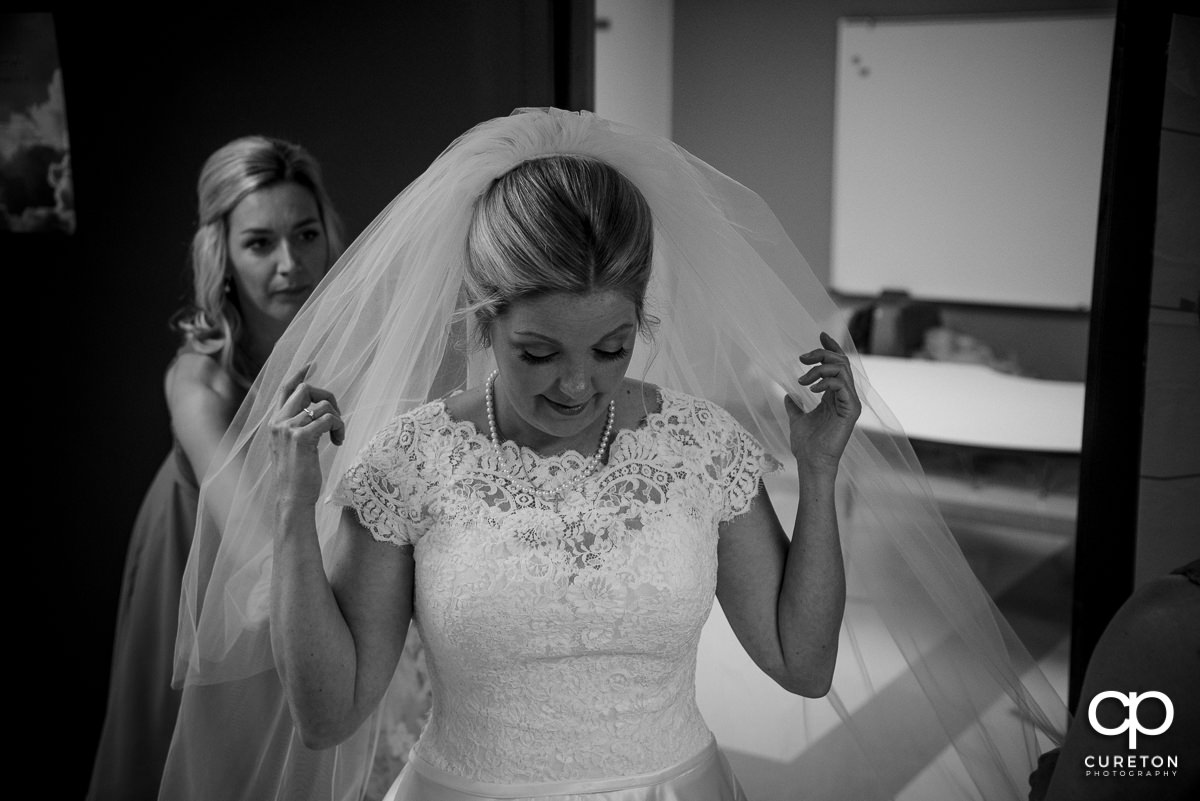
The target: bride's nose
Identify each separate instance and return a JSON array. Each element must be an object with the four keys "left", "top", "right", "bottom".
[{"left": 559, "top": 366, "right": 589, "bottom": 399}]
